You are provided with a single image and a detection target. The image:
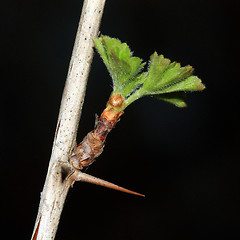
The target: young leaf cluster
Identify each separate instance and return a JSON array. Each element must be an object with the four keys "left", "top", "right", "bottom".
[{"left": 94, "top": 35, "right": 205, "bottom": 109}]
